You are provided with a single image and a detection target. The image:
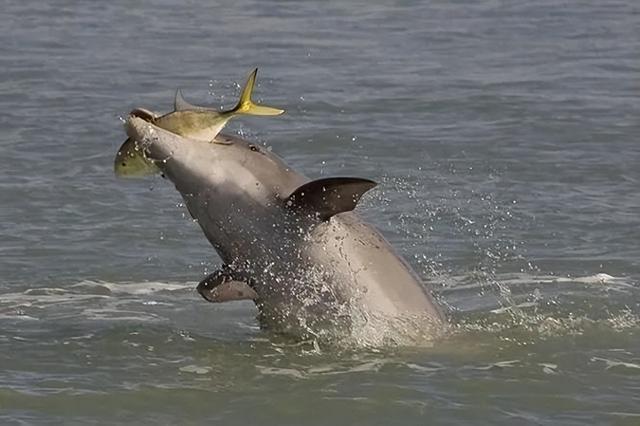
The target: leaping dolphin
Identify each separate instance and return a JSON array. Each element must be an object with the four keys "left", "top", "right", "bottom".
[
  {"left": 114, "top": 68, "right": 284, "bottom": 178},
  {"left": 123, "top": 116, "right": 446, "bottom": 345}
]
